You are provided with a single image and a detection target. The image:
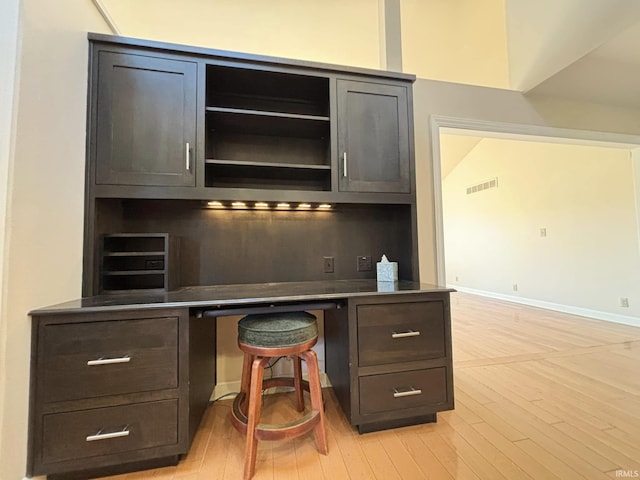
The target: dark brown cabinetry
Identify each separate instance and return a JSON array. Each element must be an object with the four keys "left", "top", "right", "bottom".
[
  {"left": 325, "top": 293, "right": 454, "bottom": 433},
  {"left": 28, "top": 308, "right": 216, "bottom": 478},
  {"left": 29, "top": 281, "right": 453, "bottom": 478},
  {"left": 83, "top": 34, "right": 418, "bottom": 298},
  {"left": 93, "top": 51, "right": 197, "bottom": 187},
  {"left": 337, "top": 80, "right": 411, "bottom": 193}
]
